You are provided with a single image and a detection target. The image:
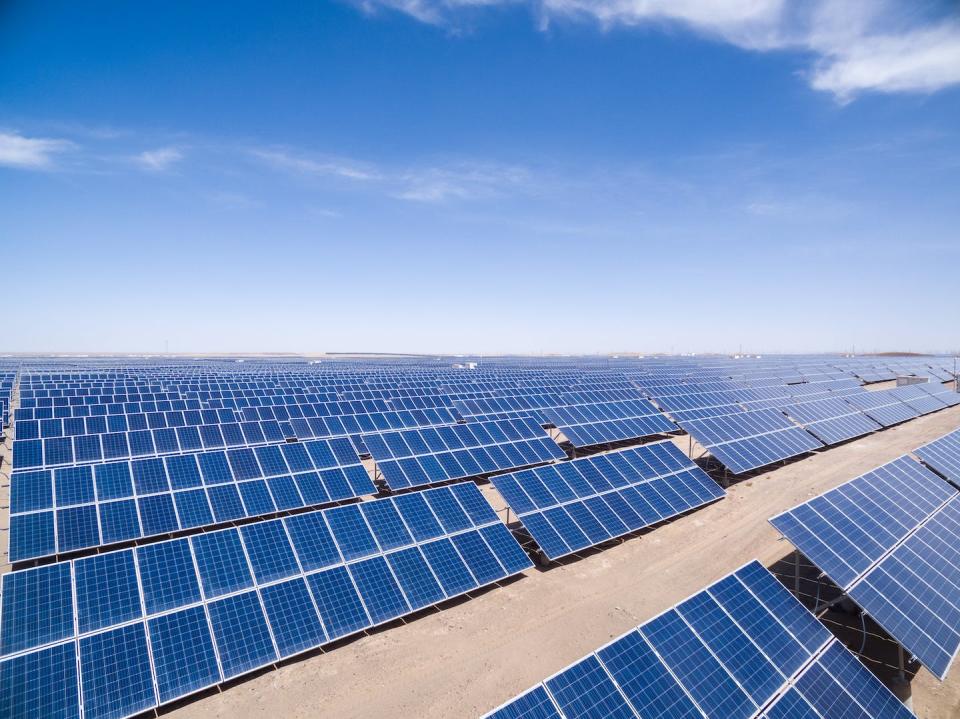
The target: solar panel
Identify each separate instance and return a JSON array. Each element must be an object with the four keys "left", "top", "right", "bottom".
[
  {"left": 781, "top": 397, "right": 881, "bottom": 446},
  {"left": 542, "top": 399, "right": 676, "bottom": 448},
  {"left": 362, "top": 417, "right": 565, "bottom": 491},
  {"left": 914, "top": 428, "right": 960, "bottom": 487},
  {"left": 770, "top": 456, "right": 953, "bottom": 588},
  {"left": 491, "top": 441, "right": 724, "bottom": 560},
  {"left": 483, "top": 561, "right": 912, "bottom": 718},
  {"left": 8, "top": 438, "right": 374, "bottom": 562},
  {"left": 678, "top": 409, "right": 823, "bottom": 475},
  {"left": 916, "top": 382, "right": 960, "bottom": 407},
  {"left": 771, "top": 453, "right": 960, "bottom": 679},
  {"left": 843, "top": 391, "right": 919, "bottom": 427},
  {"left": 0, "top": 482, "right": 531, "bottom": 719},
  {"left": 887, "top": 385, "right": 948, "bottom": 415}
]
